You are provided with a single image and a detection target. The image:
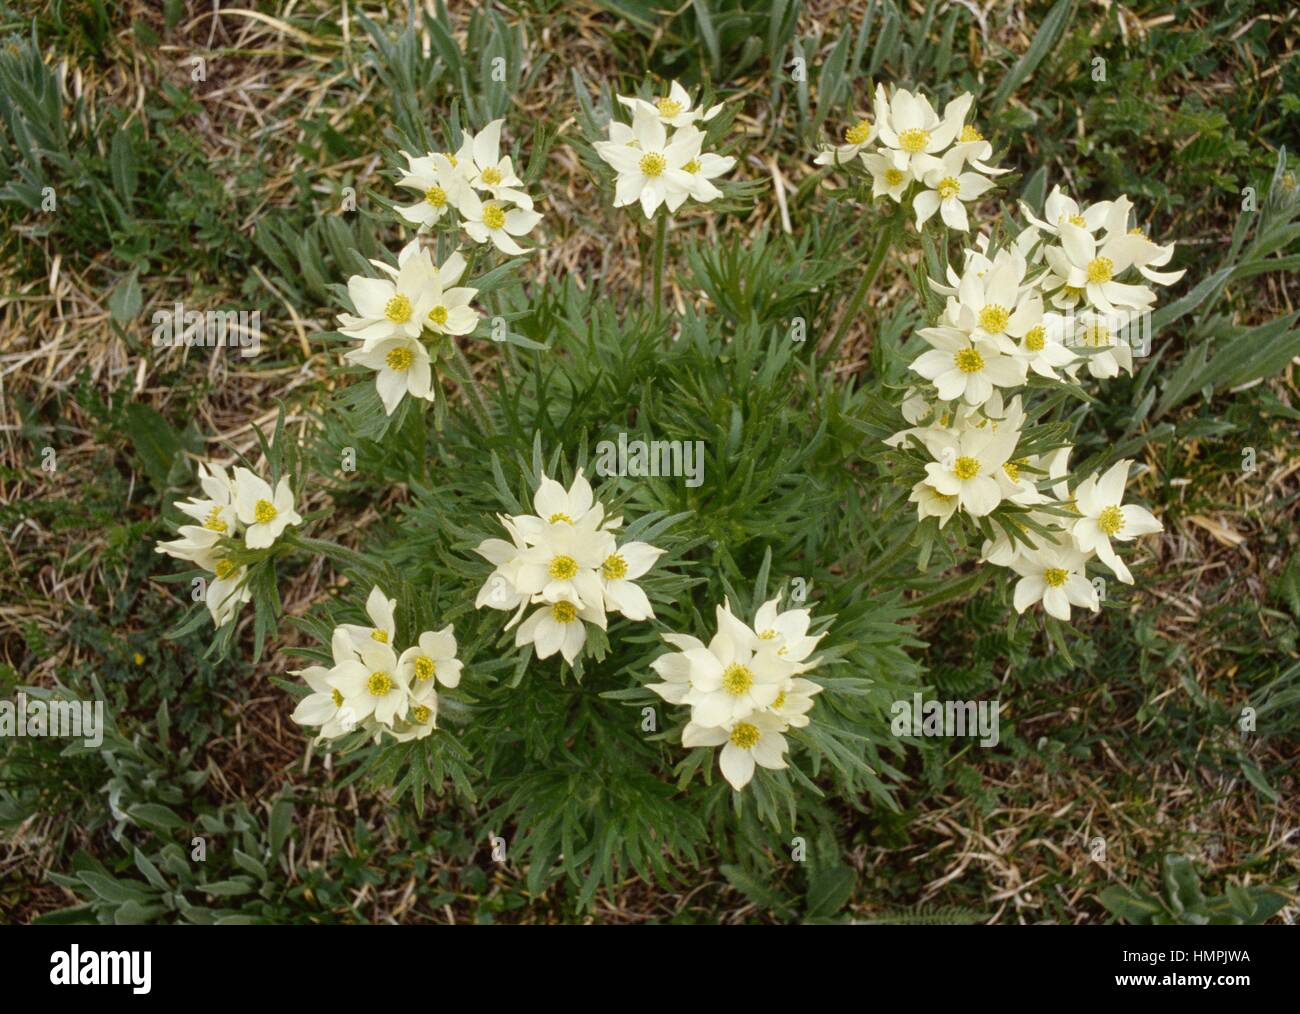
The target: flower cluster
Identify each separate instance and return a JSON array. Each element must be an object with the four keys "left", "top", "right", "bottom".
[
  {"left": 395, "top": 119, "right": 543, "bottom": 255},
  {"left": 816, "top": 83, "right": 1008, "bottom": 232},
  {"left": 337, "top": 241, "right": 480, "bottom": 414},
  {"left": 888, "top": 178, "right": 1182, "bottom": 618},
  {"left": 290, "top": 587, "right": 462, "bottom": 744},
  {"left": 338, "top": 119, "right": 544, "bottom": 416},
  {"left": 474, "top": 470, "right": 664, "bottom": 665},
  {"left": 594, "top": 80, "right": 735, "bottom": 218},
  {"left": 156, "top": 462, "right": 301, "bottom": 627},
  {"left": 648, "top": 596, "right": 825, "bottom": 790}
]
